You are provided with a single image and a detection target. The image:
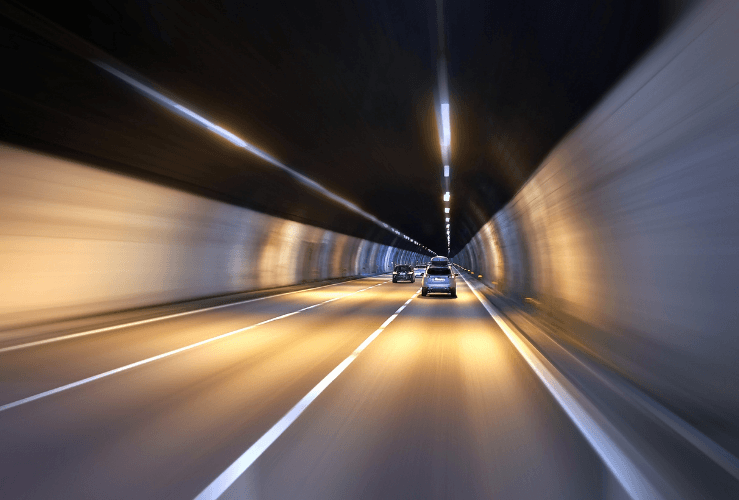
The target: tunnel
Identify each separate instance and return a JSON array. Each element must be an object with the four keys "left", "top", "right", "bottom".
[{"left": 1, "top": 0, "right": 738, "bottom": 498}]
